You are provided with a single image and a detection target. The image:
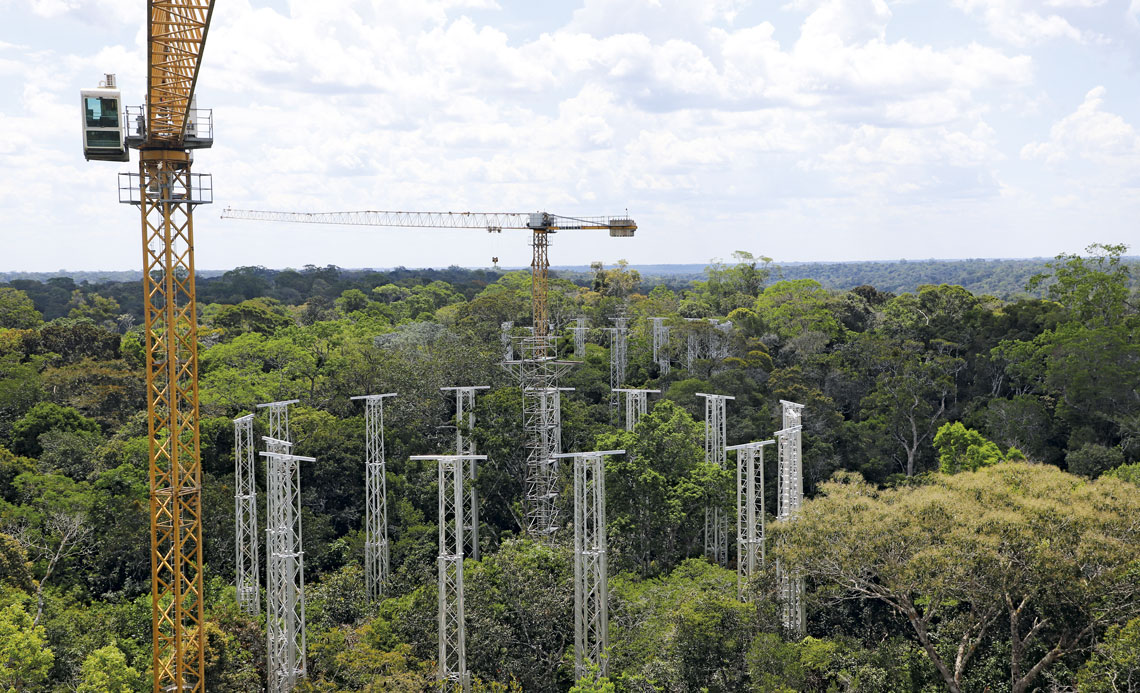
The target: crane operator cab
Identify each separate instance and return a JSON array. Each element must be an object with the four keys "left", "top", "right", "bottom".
[{"left": 81, "top": 74, "right": 128, "bottom": 162}]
